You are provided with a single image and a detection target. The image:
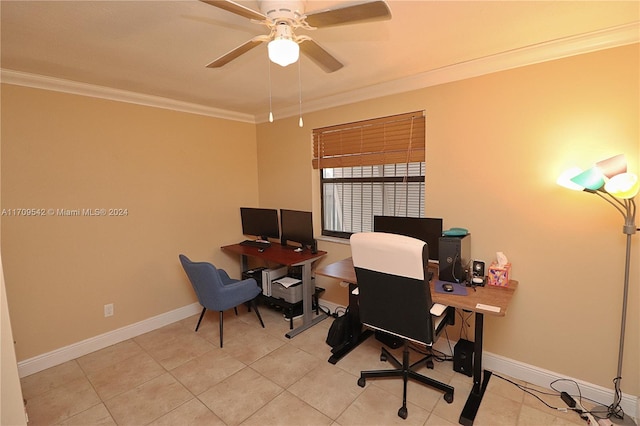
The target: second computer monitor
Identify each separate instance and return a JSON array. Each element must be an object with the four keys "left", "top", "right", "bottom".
[
  {"left": 373, "top": 216, "right": 443, "bottom": 261},
  {"left": 280, "top": 209, "right": 314, "bottom": 249}
]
